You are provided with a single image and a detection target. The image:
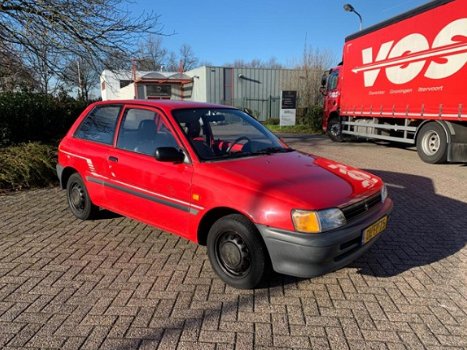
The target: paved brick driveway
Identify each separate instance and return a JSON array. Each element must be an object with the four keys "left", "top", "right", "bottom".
[{"left": 0, "top": 136, "right": 465, "bottom": 349}]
